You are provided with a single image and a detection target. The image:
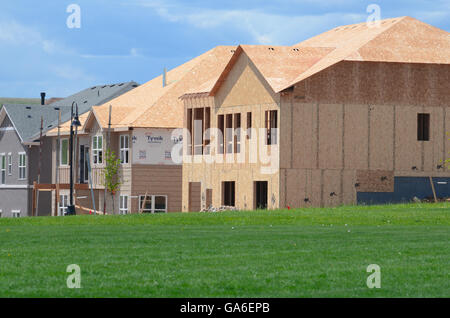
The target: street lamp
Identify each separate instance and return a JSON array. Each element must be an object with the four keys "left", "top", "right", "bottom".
[{"left": 67, "top": 102, "right": 81, "bottom": 216}]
